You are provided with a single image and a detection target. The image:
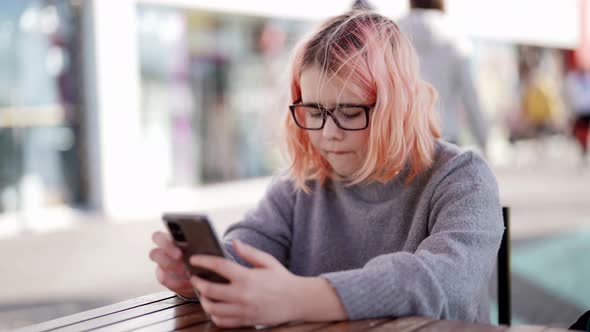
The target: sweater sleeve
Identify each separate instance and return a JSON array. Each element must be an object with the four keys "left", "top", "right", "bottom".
[
  {"left": 320, "top": 153, "right": 504, "bottom": 322},
  {"left": 222, "top": 172, "right": 296, "bottom": 267}
]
